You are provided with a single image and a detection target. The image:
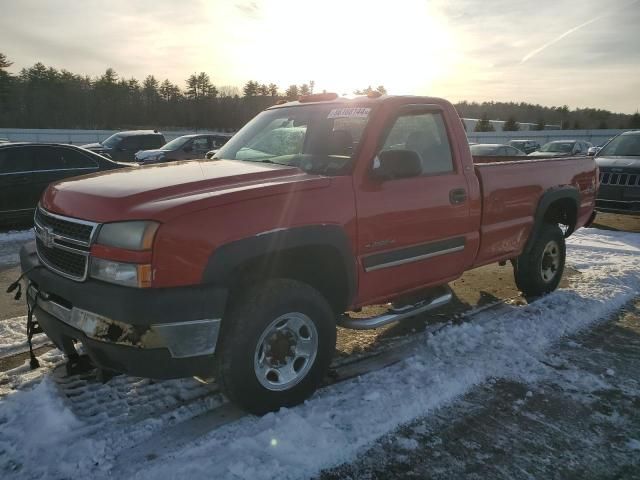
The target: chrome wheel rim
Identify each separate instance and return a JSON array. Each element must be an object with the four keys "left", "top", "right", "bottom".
[
  {"left": 540, "top": 240, "right": 560, "bottom": 283},
  {"left": 254, "top": 312, "right": 318, "bottom": 391}
]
